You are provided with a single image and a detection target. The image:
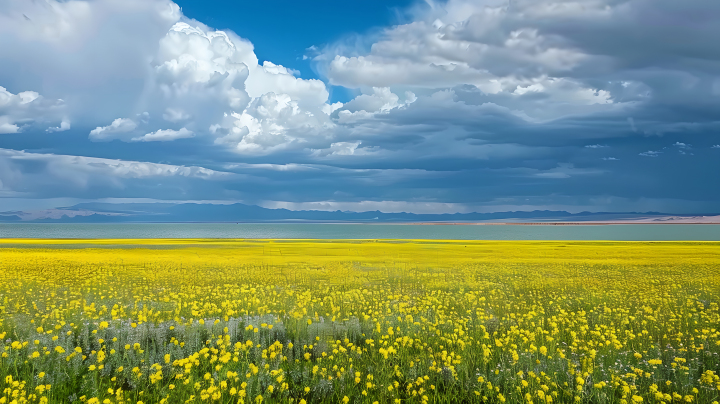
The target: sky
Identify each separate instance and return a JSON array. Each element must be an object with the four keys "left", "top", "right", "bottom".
[{"left": 0, "top": 0, "right": 719, "bottom": 216}]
